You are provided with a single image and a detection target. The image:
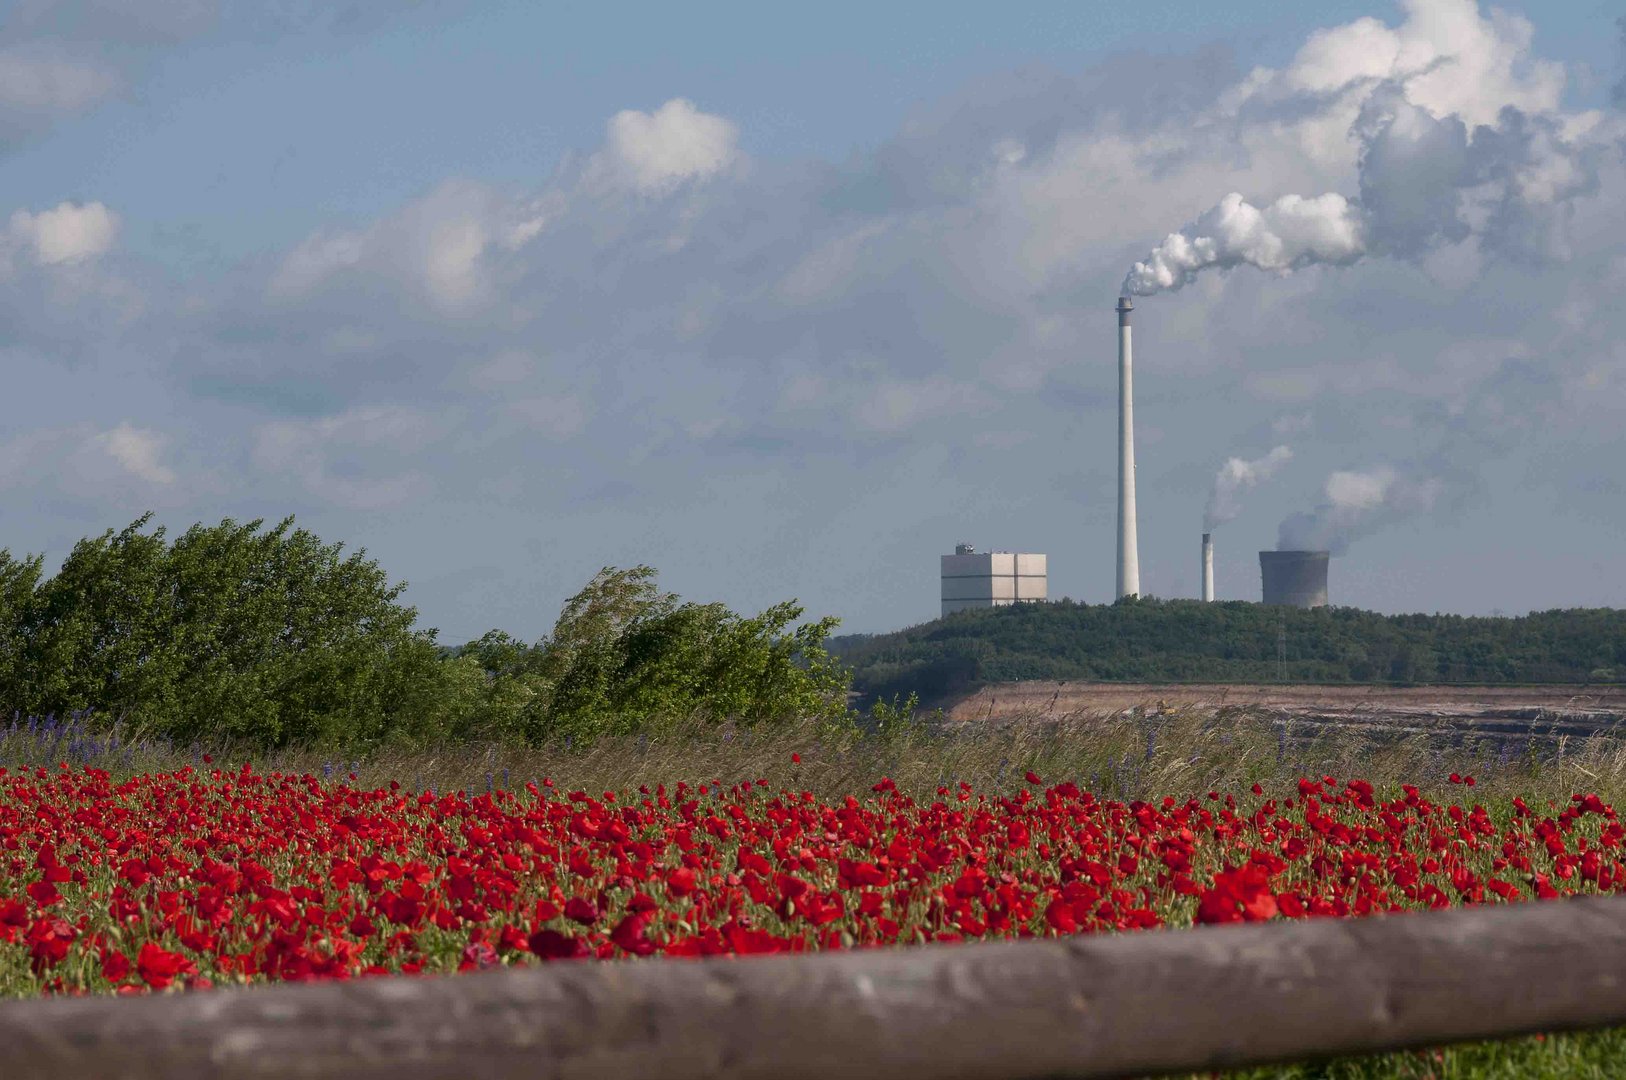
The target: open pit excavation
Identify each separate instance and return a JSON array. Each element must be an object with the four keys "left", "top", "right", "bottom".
[{"left": 943, "top": 682, "right": 1626, "bottom": 746}]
